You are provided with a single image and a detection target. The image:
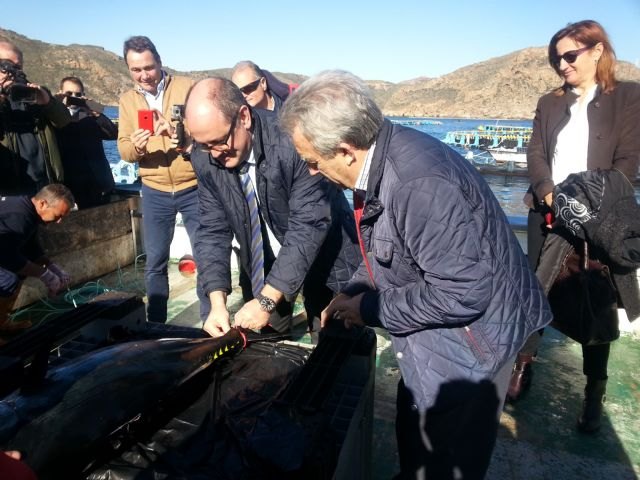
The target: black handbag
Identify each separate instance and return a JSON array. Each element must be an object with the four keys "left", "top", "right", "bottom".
[{"left": 548, "top": 240, "right": 620, "bottom": 345}]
